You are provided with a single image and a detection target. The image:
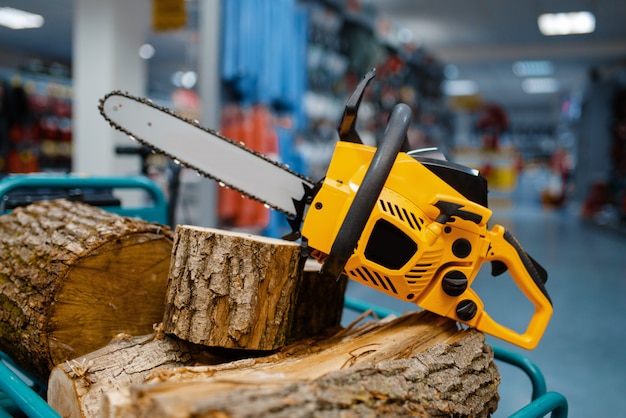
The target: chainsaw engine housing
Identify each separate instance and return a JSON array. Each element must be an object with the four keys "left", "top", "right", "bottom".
[{"left": 302, "top": 141, "right": 493, "bottom": 306}]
